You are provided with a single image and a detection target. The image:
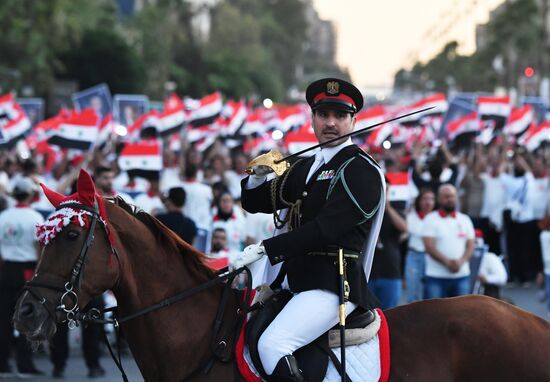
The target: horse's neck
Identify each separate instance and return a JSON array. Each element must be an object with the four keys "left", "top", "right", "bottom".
[{"left": 112, "top": 237, "right": 227, "bottom": 380}]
